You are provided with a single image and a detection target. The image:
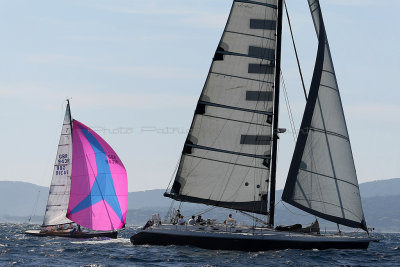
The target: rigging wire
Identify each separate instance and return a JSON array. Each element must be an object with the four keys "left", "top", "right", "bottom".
[
  {"left": 284, "top": 1, "right": 321, "bottom": 224},
  {"left": 163, "top": 200, "right": 176, "bottom": 223},
  {"left": 238, "top": 211, "right": 268, "bottom": 226},
  {"left": 280, "top": 3, "right": 322, "bottom": 223},
  {"left": 279, "top": 75, "right": 320, "bottom": 222},
  {"left": 28, "top": 190, "right": 41, "bottom": 223},
  {"left": 275, "top": 139, "right": 318, "bottom": 222},
  {"left": 280, "top": 72, "right": 297, "bottom": 143},
  {"left": 281, "top": 201, "right": 312, "bottom": 217},
  {"left": 284, "top": 0, "right": 308, "bottom": 101},
  {"left": 196, "top": 206, "right": 217, "bottom": 216},
  {"left": 165, "top": 156, "right": 181, "bottom": 192}
]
